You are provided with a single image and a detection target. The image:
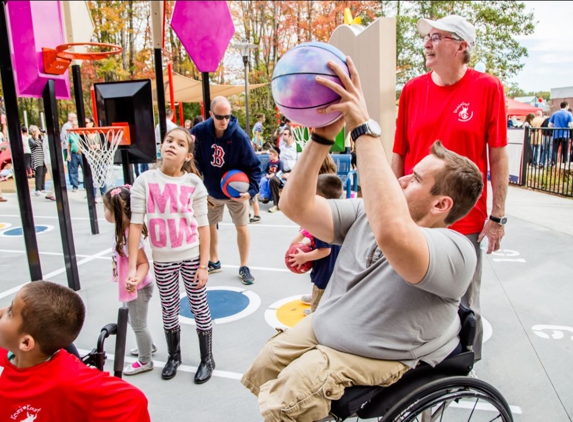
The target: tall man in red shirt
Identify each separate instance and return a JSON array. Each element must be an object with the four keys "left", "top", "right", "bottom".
[{"left": 392, "top": 15, "right": 509, "bottom": 361}]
